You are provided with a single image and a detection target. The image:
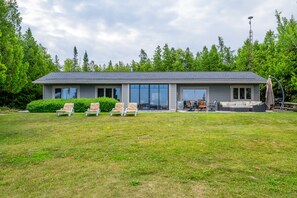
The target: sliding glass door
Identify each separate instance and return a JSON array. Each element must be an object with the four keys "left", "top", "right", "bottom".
[
  {"left": 183, "top": 89, "right": 207, "bottom": 101},
  {"left": 130, "top": 84, "right": 169, "bottom": 110}
]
